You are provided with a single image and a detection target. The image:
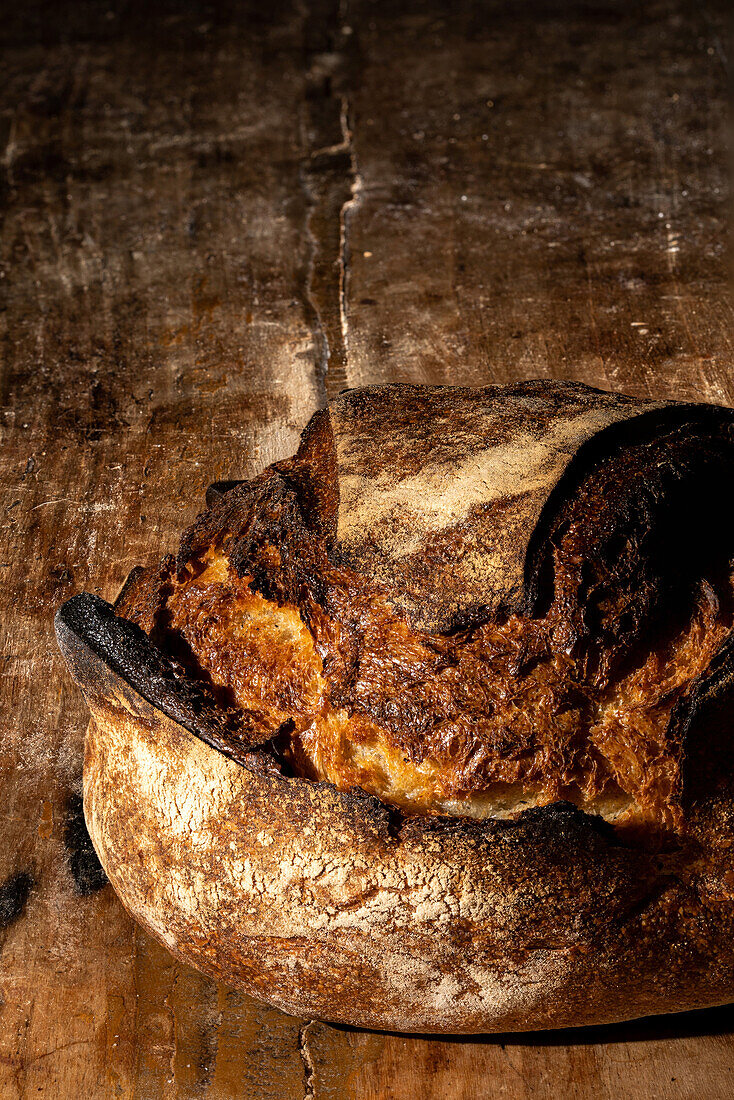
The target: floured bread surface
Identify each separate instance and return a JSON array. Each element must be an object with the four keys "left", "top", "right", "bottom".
[
  {"left": 116, "top": 383, "right": 734, "bottom": 841},
  {"left": 328, "top": 382, "right": 666, "bottom": 632}
]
